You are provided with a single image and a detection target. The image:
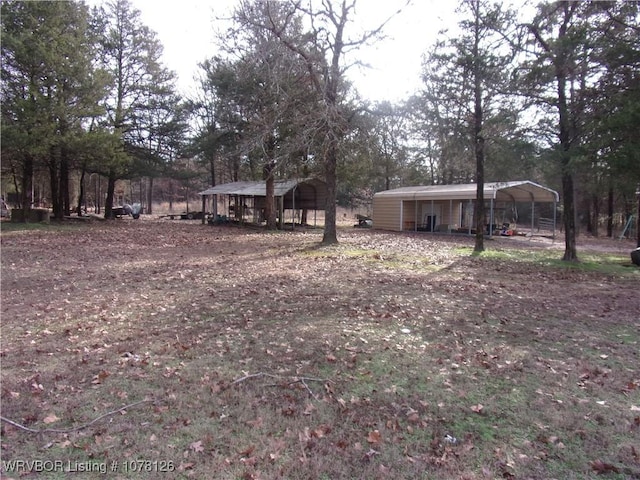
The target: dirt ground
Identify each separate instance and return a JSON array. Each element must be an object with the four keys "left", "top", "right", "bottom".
[{"left": 1, "top": 219, "right": 638, "bottom": 479}]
